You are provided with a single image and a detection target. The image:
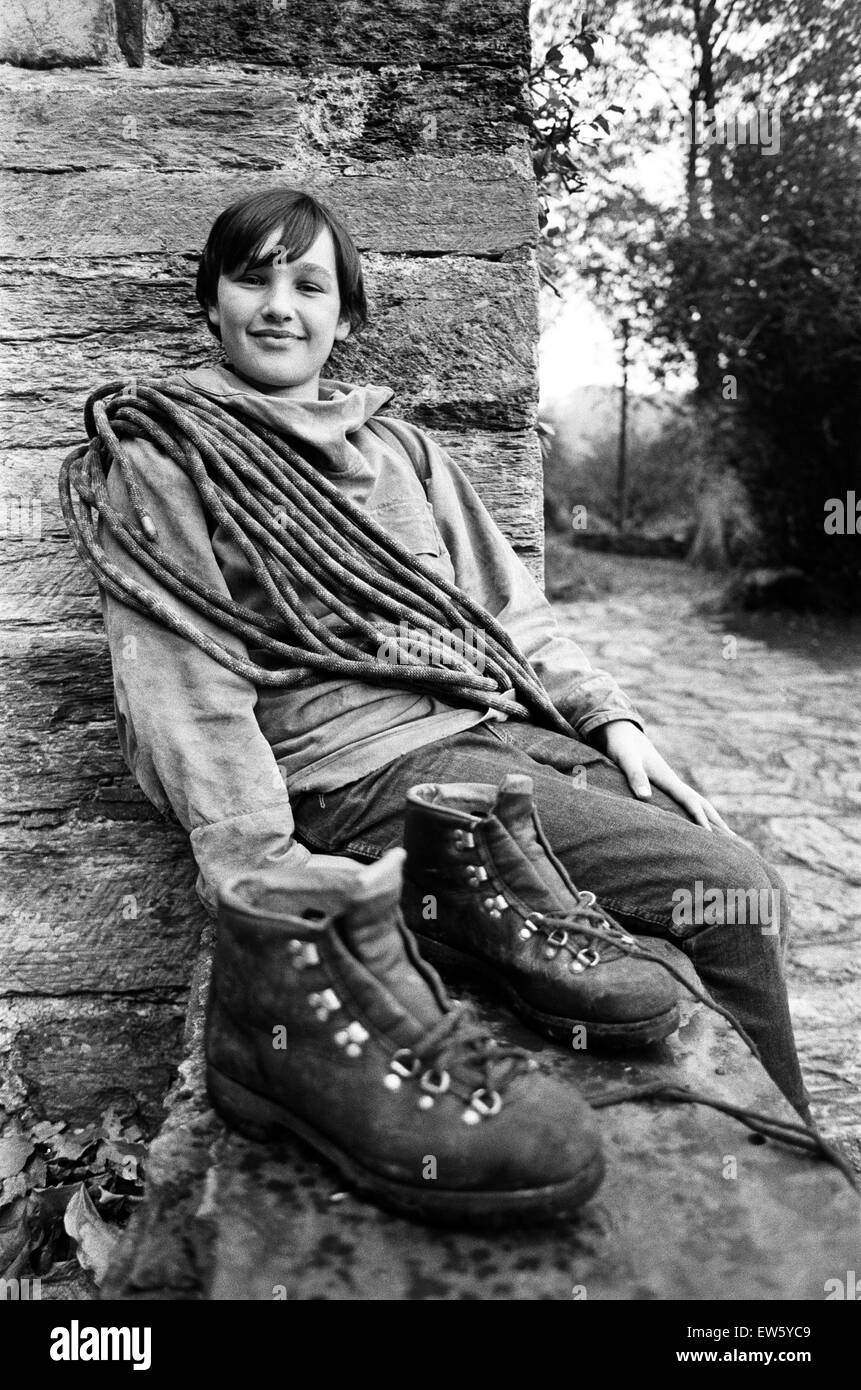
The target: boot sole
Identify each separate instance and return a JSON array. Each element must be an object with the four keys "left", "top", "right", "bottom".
[
  {"left": 412, "top": 932, "right": 681, "bottom": 1048},
  {"left": 206, "top": 1064, "right": 604, "bottom": 1228}
]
